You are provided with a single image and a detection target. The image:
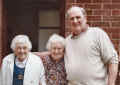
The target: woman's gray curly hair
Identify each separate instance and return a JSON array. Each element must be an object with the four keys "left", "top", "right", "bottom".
[{"left": 46, "top": 34, "right": 65, "bottom": 50}]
